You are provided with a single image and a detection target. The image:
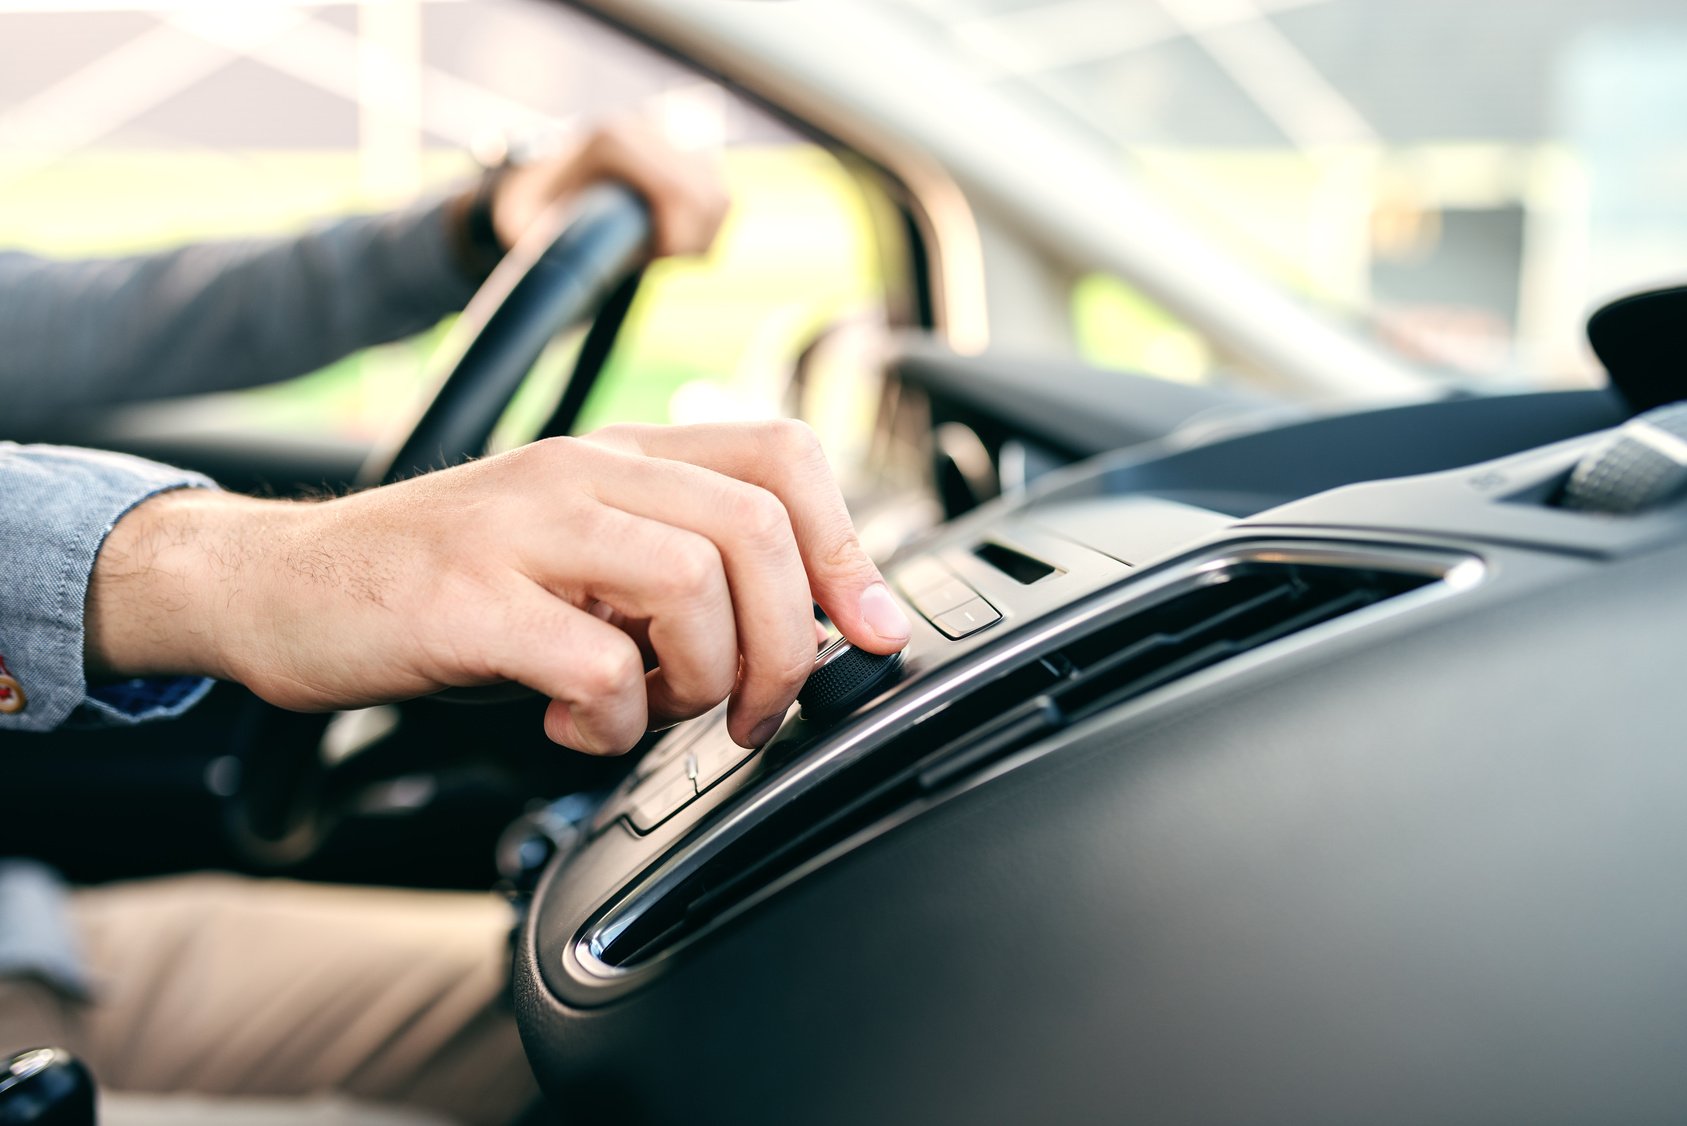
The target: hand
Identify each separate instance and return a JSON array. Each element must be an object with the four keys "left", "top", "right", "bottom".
[
  {"left": 85, "top": 421, "right": 911, "bottom": 754},
  {"left": 489, "top": 119, "right": 730, "bottom": 258}
]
